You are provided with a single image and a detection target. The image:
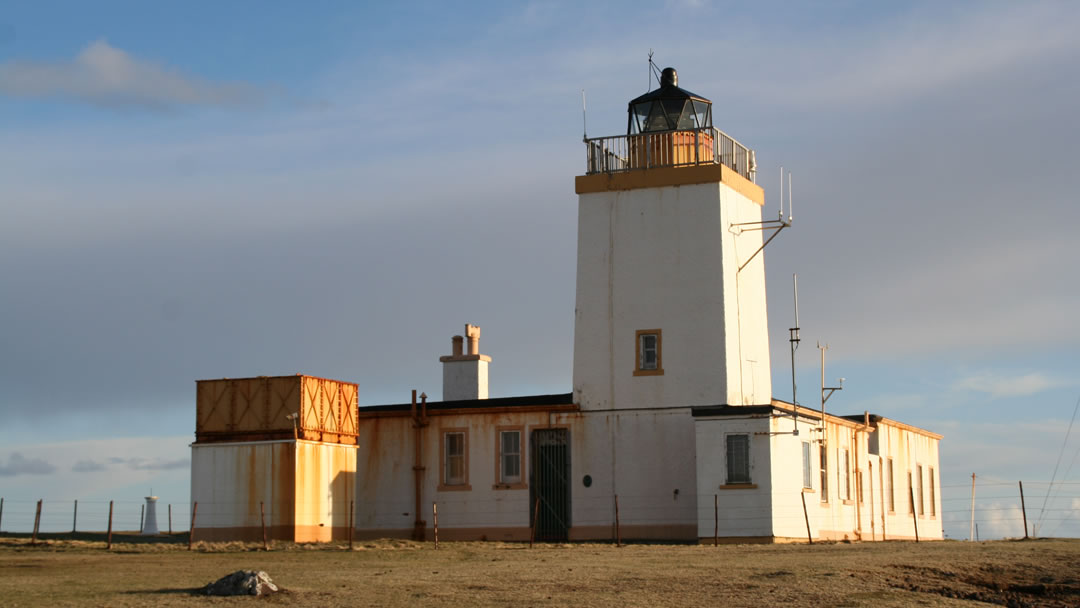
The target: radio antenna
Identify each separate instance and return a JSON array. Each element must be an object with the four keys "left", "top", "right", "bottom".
[
  {"left": 581, "top": 89, "right": 588, "bottom": 141},
  {"left": 789, "top": 274, "right": 801, "bottom": 433}
]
